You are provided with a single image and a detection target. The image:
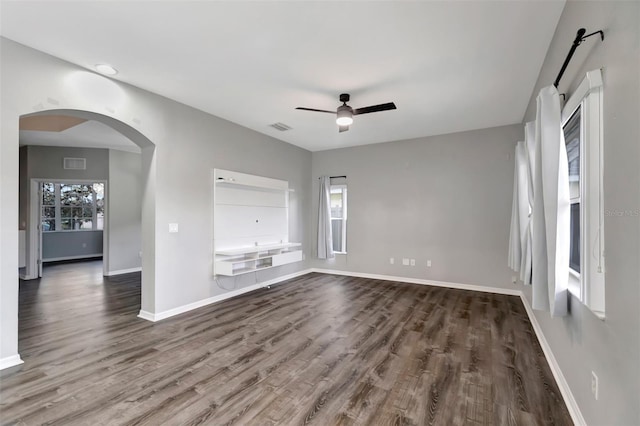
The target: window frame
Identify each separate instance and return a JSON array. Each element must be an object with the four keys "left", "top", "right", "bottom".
[
  {"left": 330, "top": 184, "right": 347, "bottom": 254},
  {"left": 563, "top": 106, "right": 582, "bottom": 278},
  {"left": 561, "top": 69, "right": 605, "bottom": 318}
]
